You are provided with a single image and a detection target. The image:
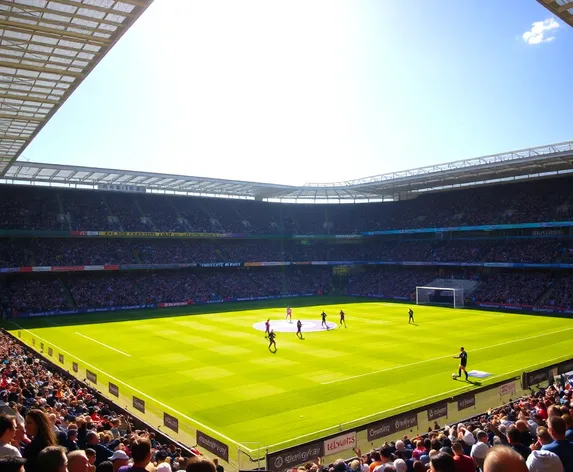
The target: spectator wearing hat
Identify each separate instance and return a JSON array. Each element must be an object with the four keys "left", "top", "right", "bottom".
[
  {"left": 526, "top": 450, "right": 564, "bottom": 472},
  {"left": 108, "top": 450, "right": 129, "bottom": 472}
]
